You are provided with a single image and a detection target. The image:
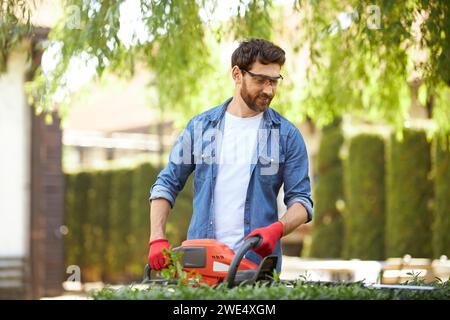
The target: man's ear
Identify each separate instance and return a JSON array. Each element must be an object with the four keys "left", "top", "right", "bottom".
[{"left": 231, "top": 65, "right": 242, "bottom": 85}]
